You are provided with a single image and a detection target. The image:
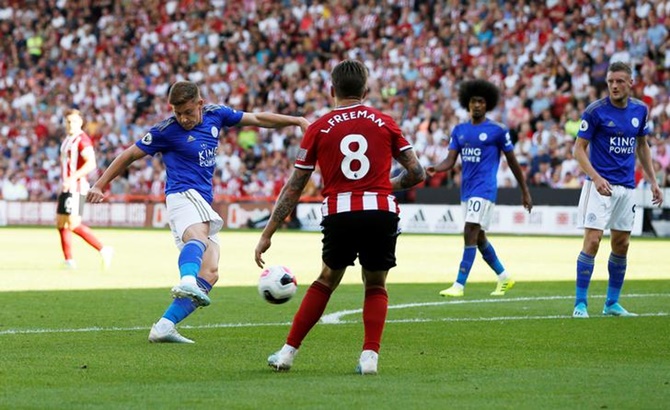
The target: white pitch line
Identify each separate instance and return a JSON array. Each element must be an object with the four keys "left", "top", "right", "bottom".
[
  {"left": 320, "top": 293, "right": 670, "bottom": 324},
  {"left": 1, "top": 294, "right": 668, "bottom": 336}
]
